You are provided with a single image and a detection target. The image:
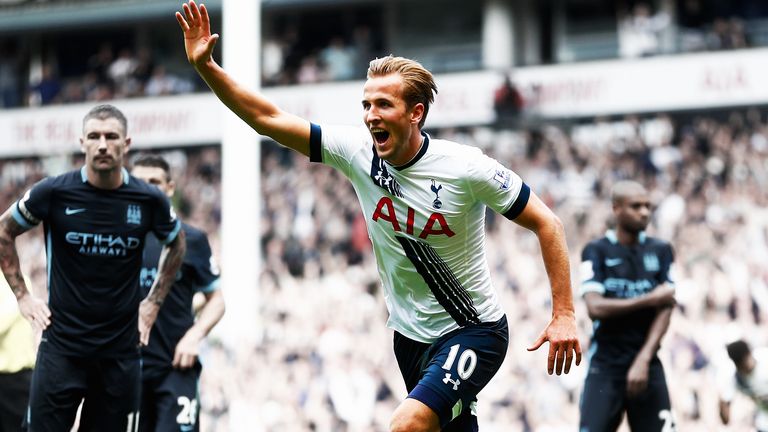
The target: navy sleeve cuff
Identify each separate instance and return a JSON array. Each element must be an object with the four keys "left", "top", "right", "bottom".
[
  {"left": 502, "top": 182, "right": 530, "bottom": 220},
  {"left": 309, "top": 123, "right": 322, "bottom": 163}
]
